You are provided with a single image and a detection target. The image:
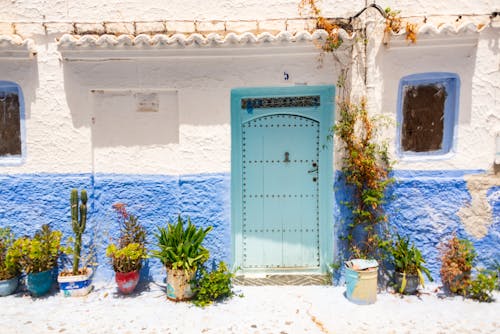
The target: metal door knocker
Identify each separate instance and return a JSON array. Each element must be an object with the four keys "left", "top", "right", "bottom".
[{"left": 284, "top": 152, "right": 290, "bottom": 163}]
